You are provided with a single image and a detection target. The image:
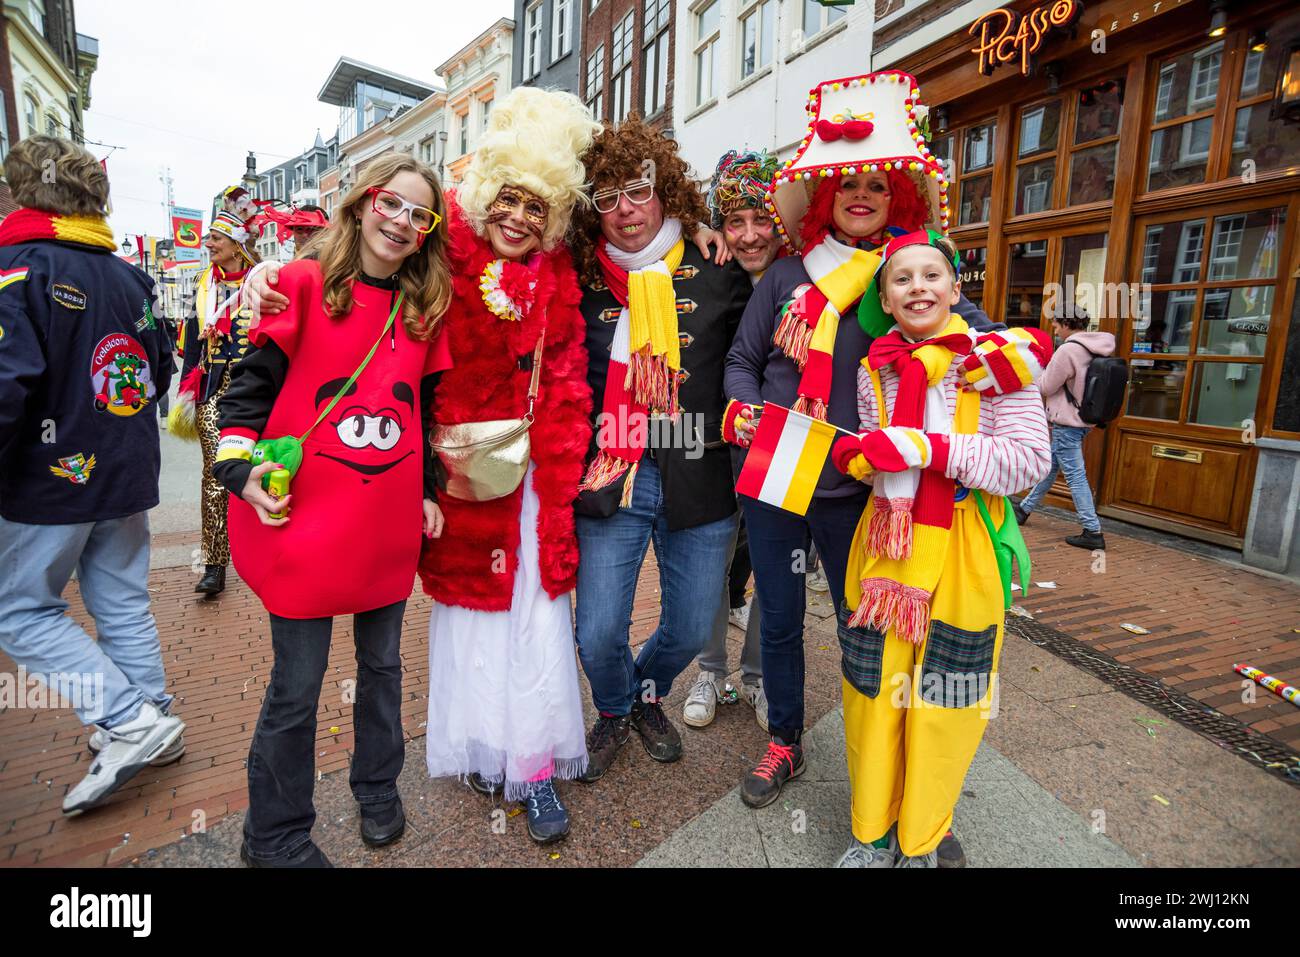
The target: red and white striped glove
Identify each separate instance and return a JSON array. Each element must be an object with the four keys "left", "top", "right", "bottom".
[
  {"left": 860, "top": 427, "right": 951, "bottom": 474},
  {"left": 960, "top": 328, "right": 1052, "bottom": 396}
]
